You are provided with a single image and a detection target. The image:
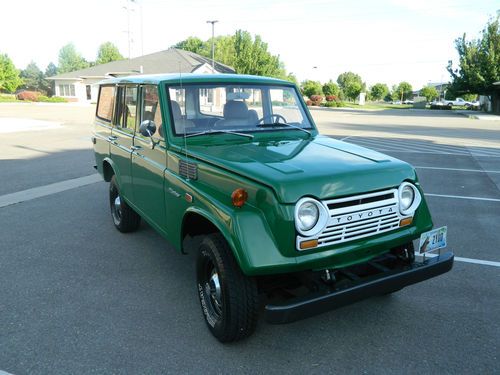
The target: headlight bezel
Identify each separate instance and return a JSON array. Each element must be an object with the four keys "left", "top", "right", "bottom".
[
  {"left": 398, "top": 182, "right": 422, "bottom": 215},
  {"left": 294, "top": 197, "right": 329, "bottom": 237}
]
